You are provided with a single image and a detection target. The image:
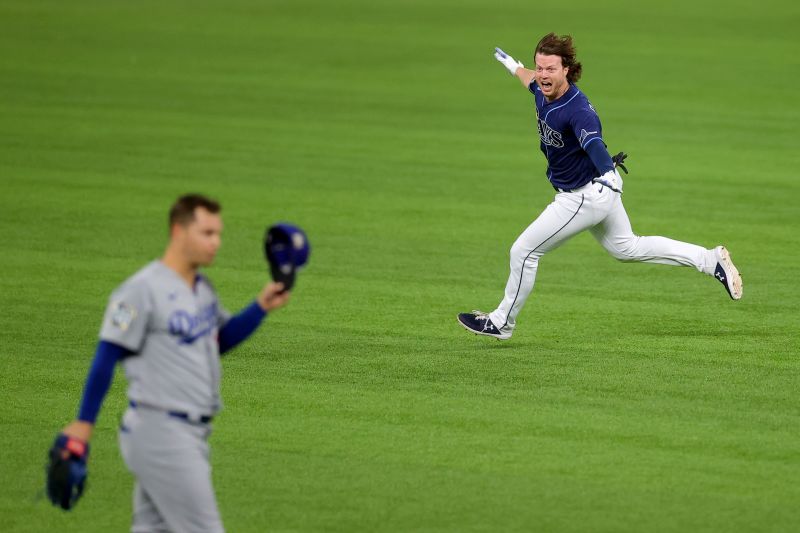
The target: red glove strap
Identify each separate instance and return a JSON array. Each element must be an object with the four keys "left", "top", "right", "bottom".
[{"left": 65, "top": 437, "right": 86, "bottom": 457}]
